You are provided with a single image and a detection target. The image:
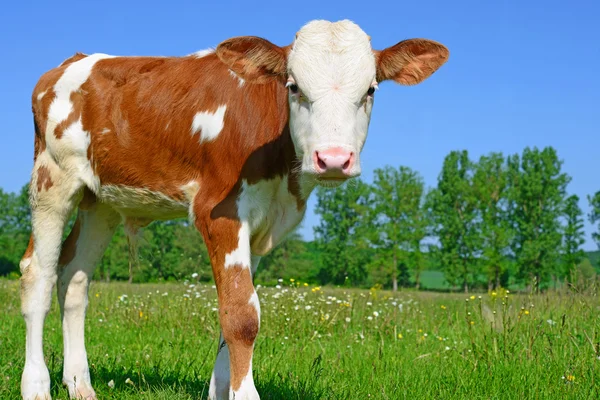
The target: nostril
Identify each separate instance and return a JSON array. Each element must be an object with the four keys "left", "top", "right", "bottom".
[
  {"left": 317, "top": 157, "right": 327, "bottom": 170},
  {"left": 342, "top": 159, "right": 351, "bottom": 170}
]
